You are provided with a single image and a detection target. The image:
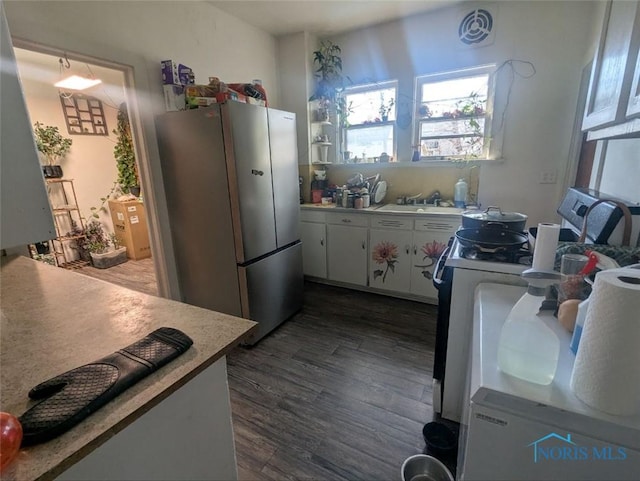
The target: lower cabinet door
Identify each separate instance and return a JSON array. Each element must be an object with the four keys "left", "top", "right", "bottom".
[
  {"left": 369, "top": 229, "right": 412, "bottom": 293},
  {"left": 327, "top": 224, "right": 368, "bottom": 286},
  {"left": 410, "top": 230, "right": 450, "bottom": 298},
  {"left": 300, "top": 221, "right": 327, "bottom": 278}
]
